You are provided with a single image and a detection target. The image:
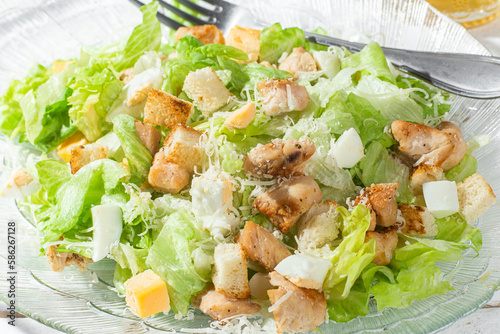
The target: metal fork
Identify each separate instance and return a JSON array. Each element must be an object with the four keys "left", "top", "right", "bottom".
[{"left": 129, "top": 0, "right": 500, "bottom": 99}]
